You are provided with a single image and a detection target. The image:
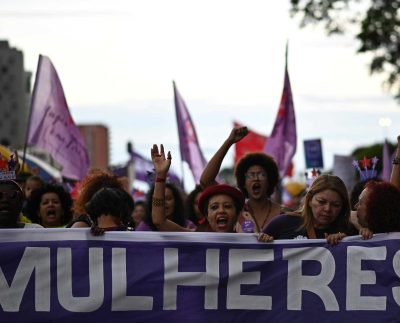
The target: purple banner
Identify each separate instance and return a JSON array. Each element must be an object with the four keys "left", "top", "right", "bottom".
[
  {"left": 0, "top": 230, "right": 400, "bottom": 322},
  {"left": 264, "top": 45, "right": 297, "bottom": 178},
  {"left": 27, "top": 55, "right": 90, "bottom": 180}
]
